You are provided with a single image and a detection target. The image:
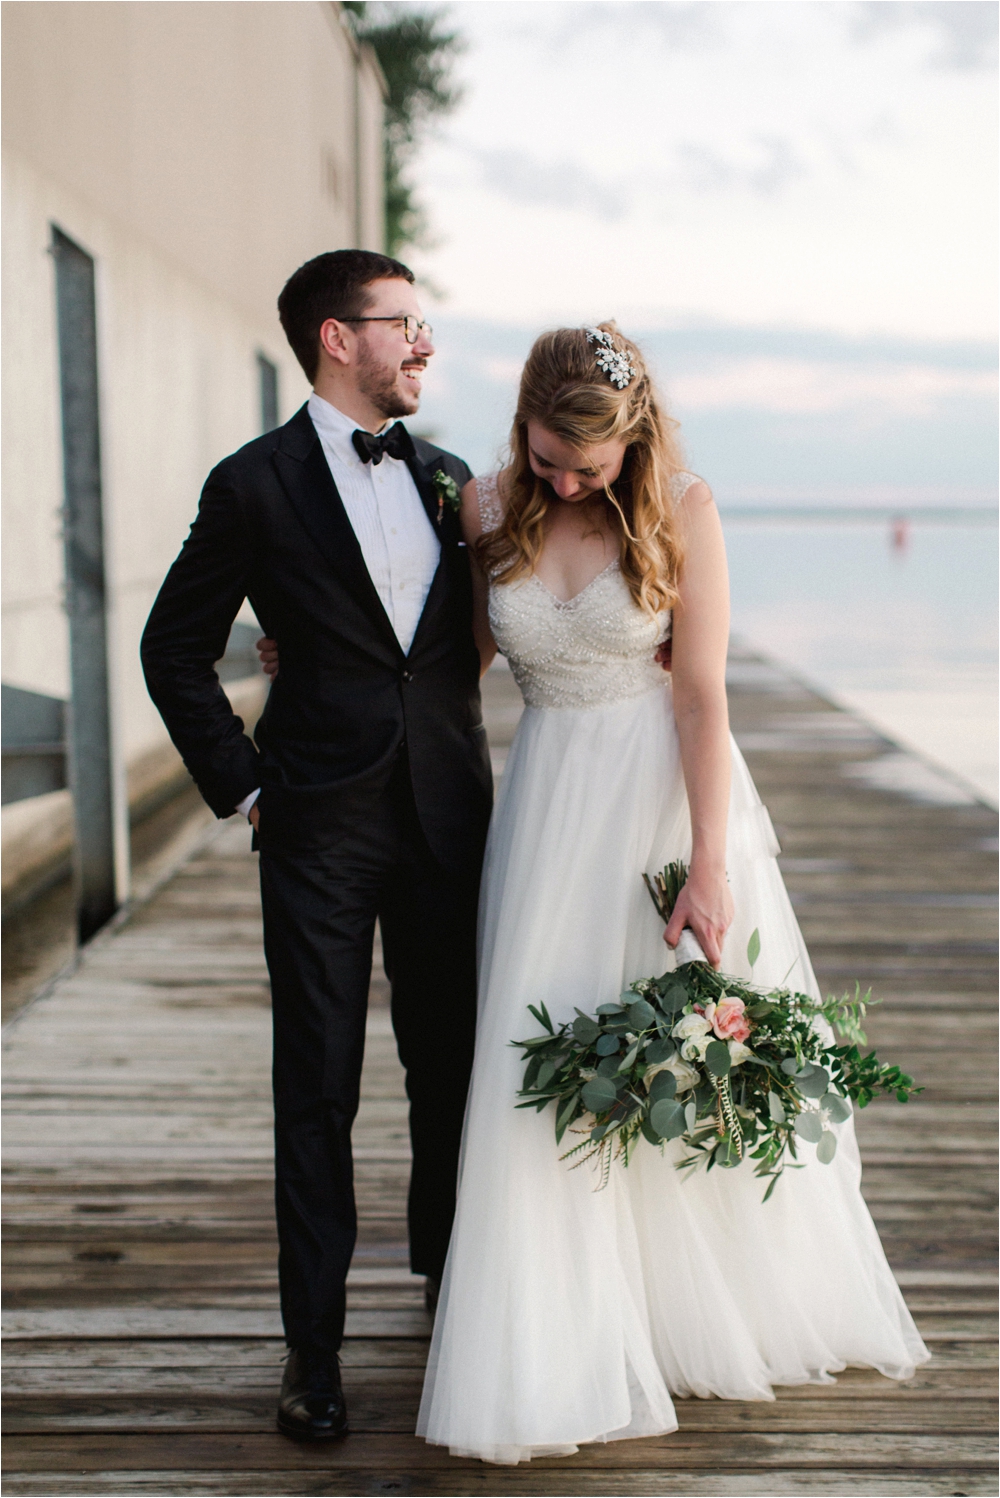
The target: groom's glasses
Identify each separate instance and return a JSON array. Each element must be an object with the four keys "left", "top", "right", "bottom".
[{"left": 338, "top": 315, "right": 433, "bottom": 345}]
